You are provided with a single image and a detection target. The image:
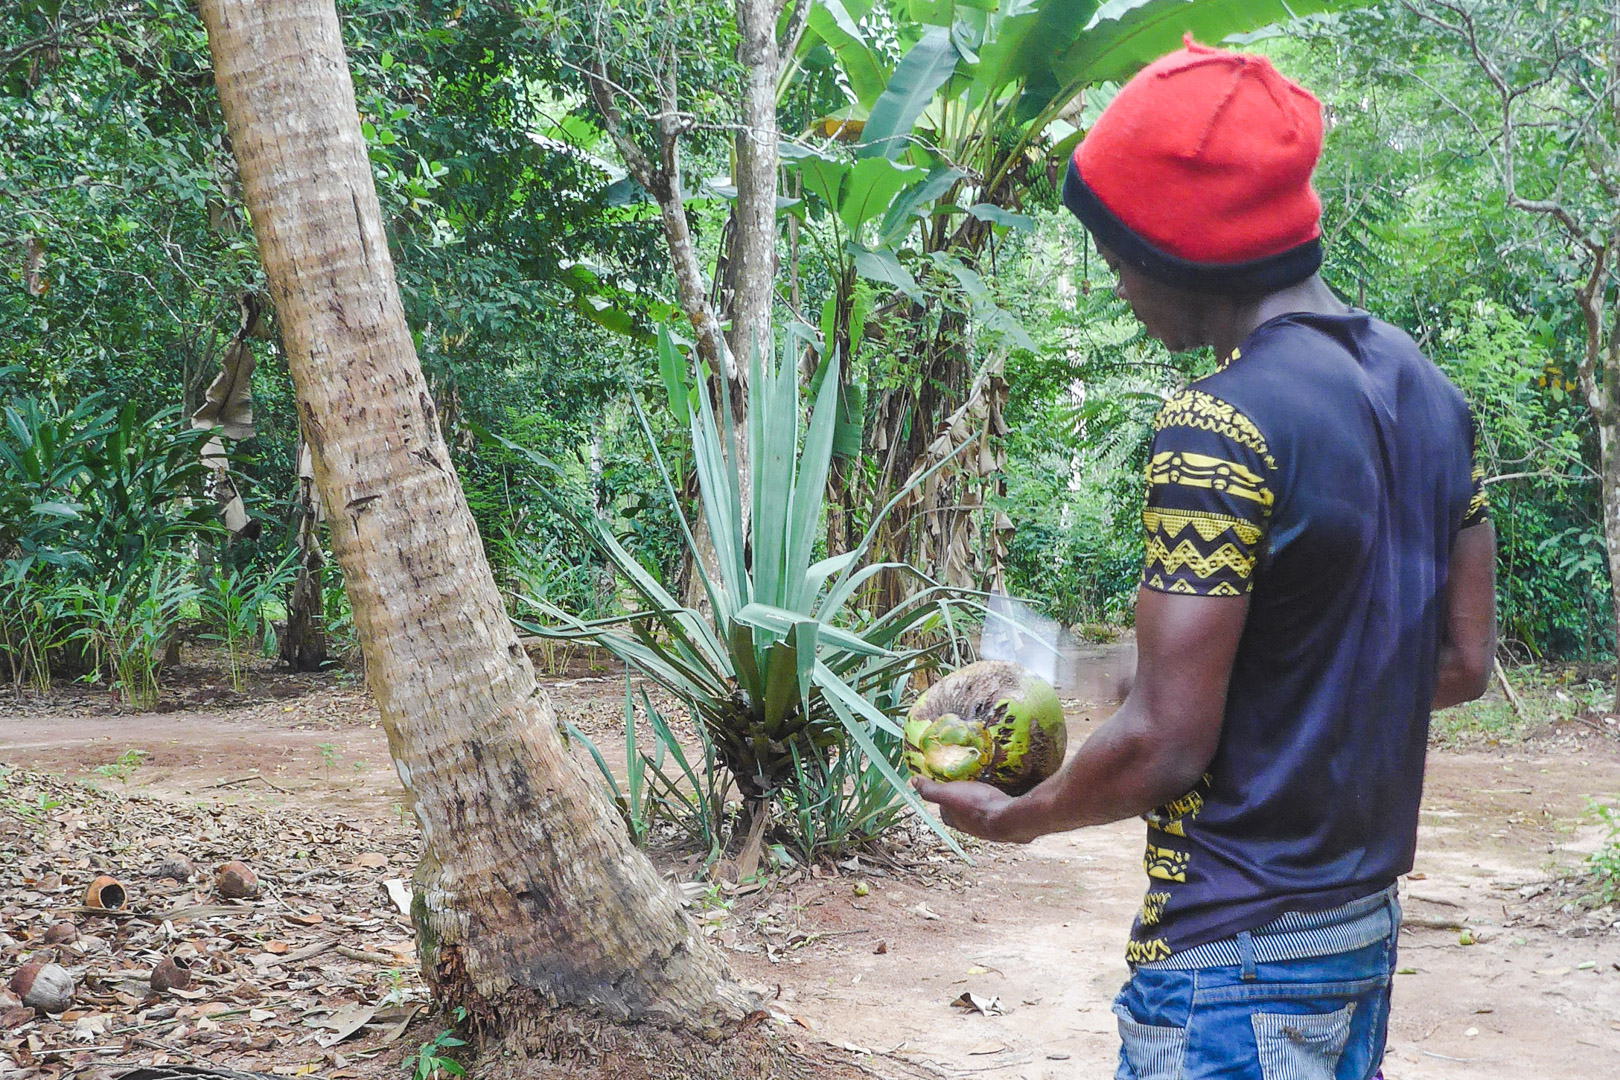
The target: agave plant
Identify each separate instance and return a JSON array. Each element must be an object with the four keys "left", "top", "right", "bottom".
[{"left": 514, "top": 329, "right": 978, "bottom": 852}]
